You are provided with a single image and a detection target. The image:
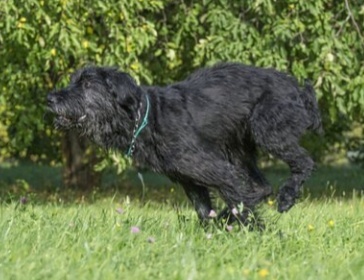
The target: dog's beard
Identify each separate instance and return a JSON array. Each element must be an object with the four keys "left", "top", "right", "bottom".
[{"left": 48, "top": 105, "right": 87, "bottom": 130}]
